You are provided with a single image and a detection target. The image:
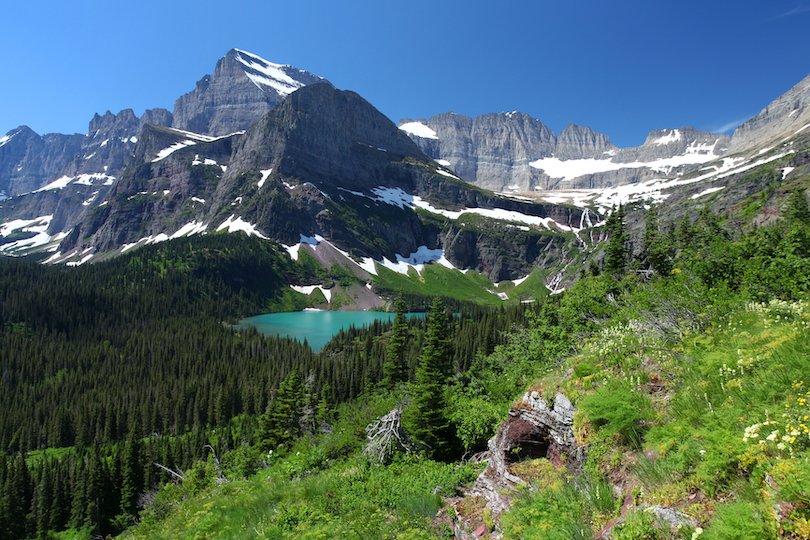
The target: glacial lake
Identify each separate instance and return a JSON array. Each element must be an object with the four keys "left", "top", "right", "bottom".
[{"left": 234, "top": 310, "right": 425, "bottom": 352}]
